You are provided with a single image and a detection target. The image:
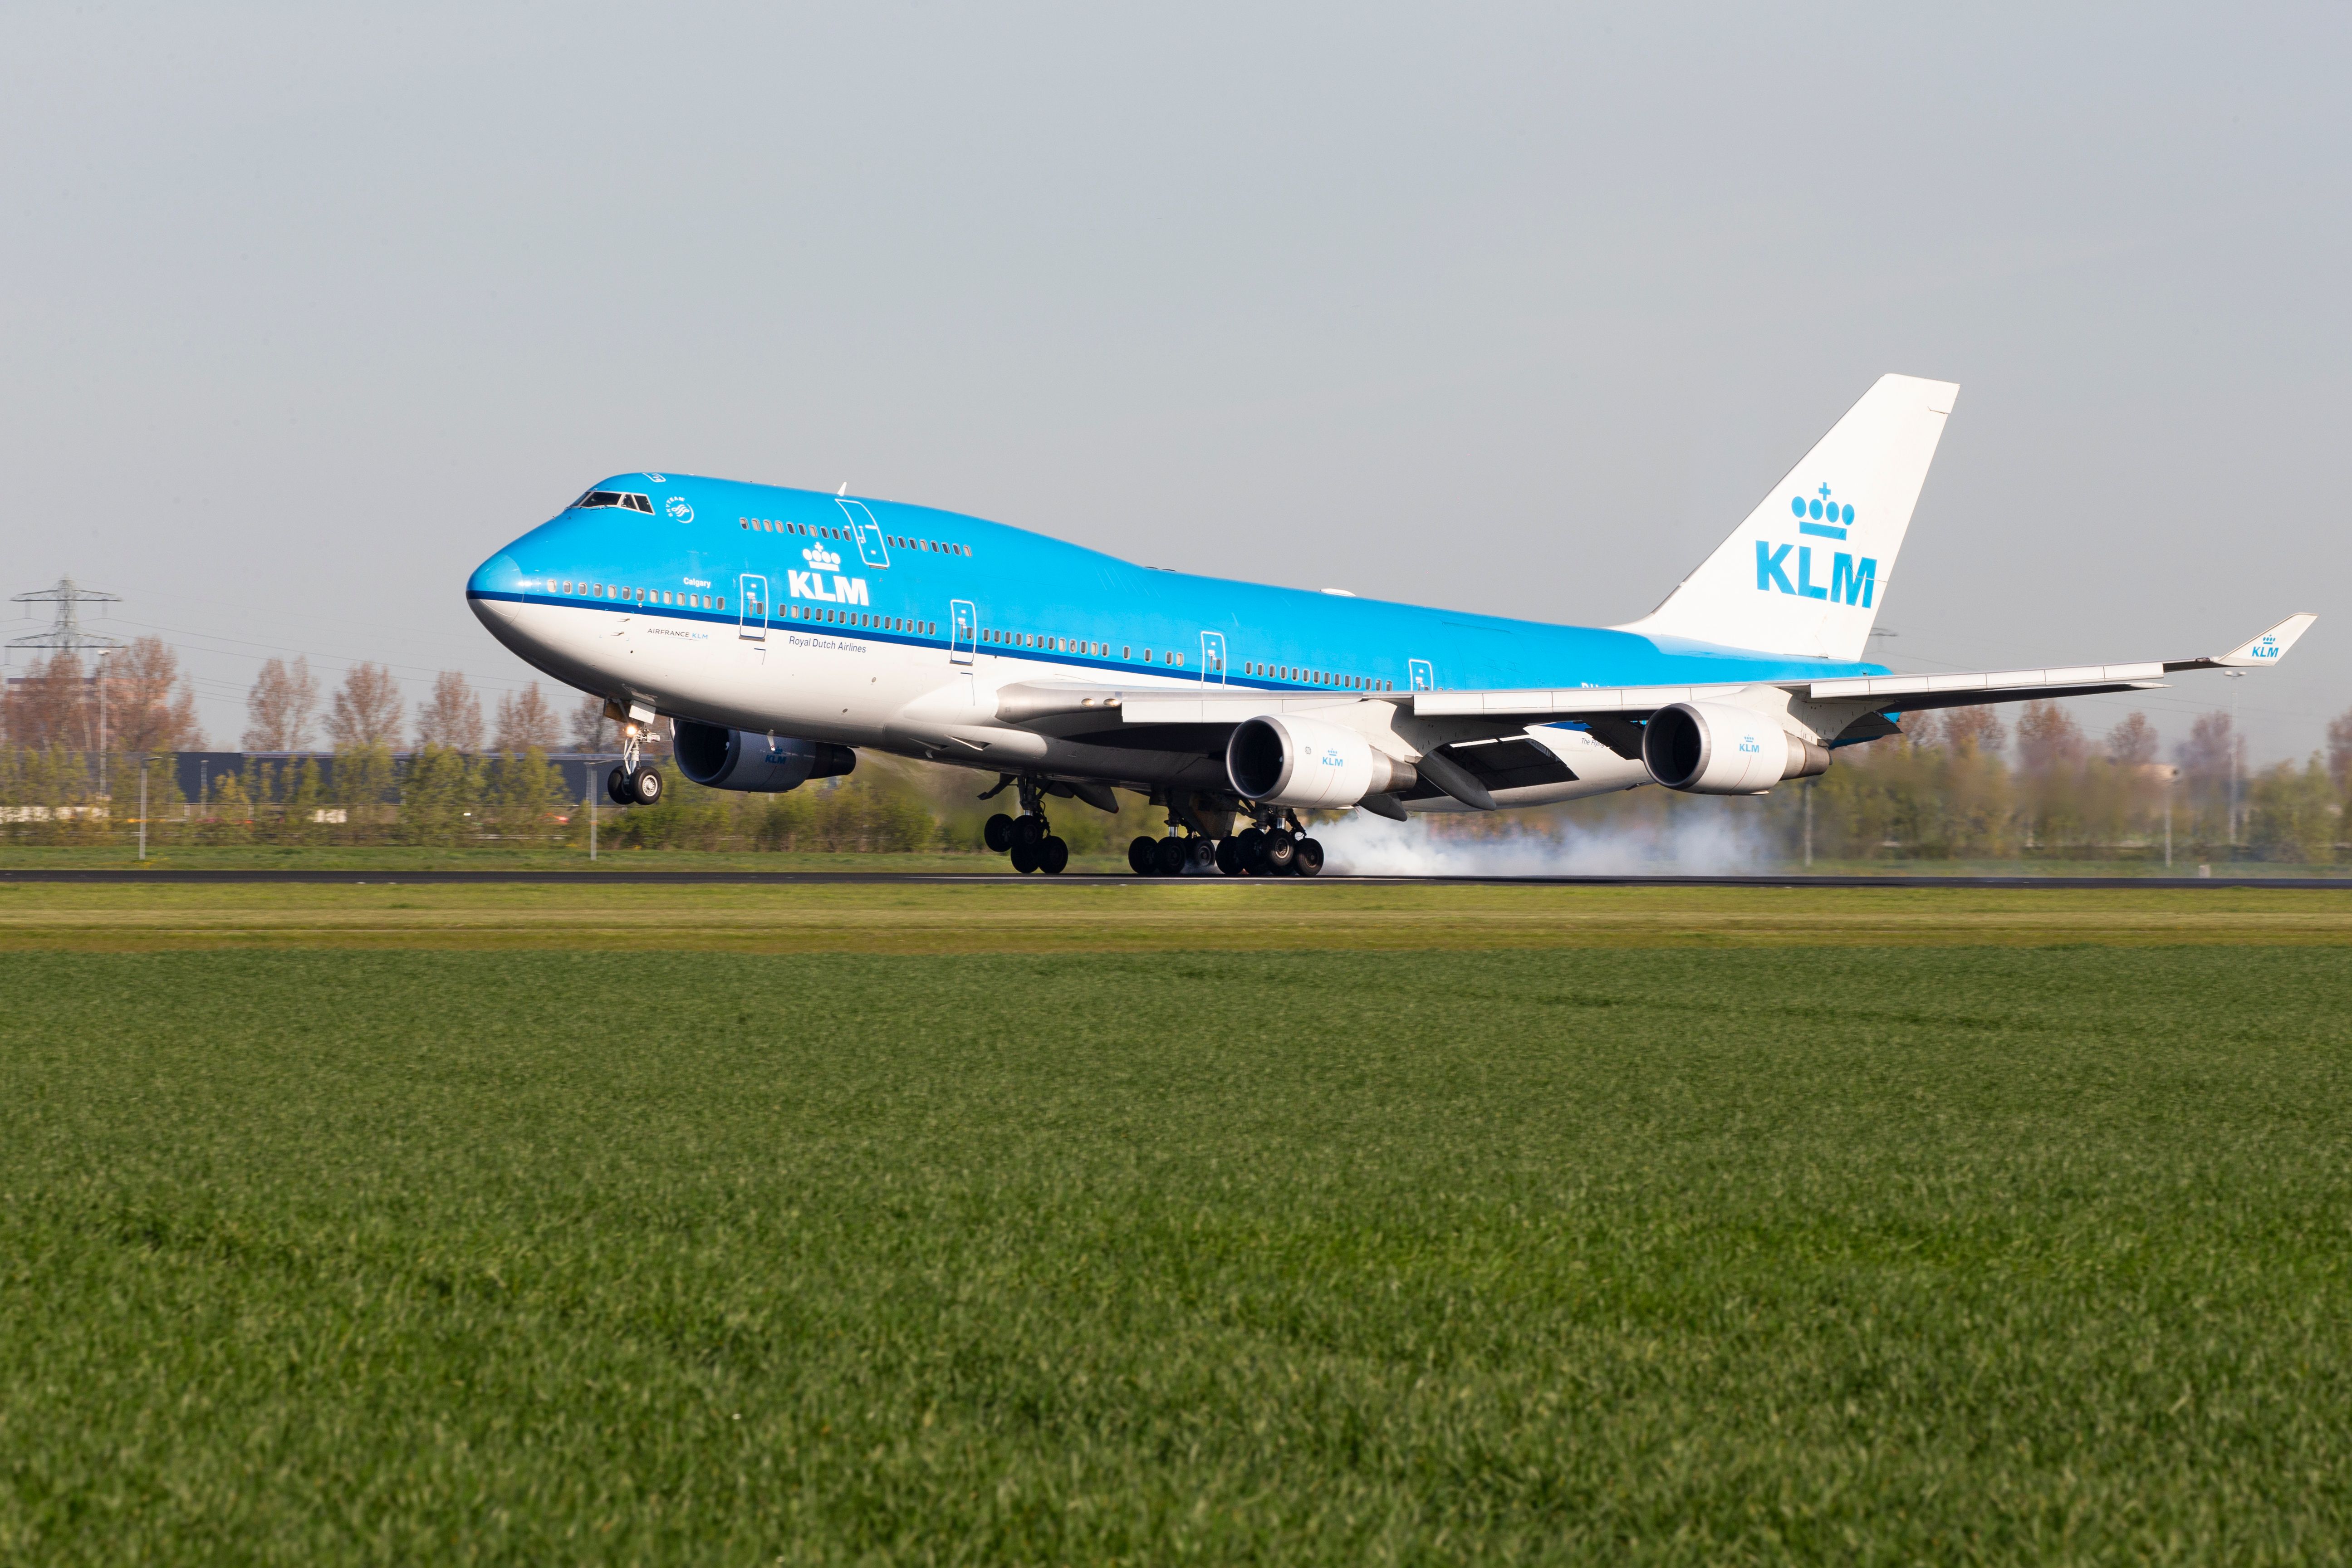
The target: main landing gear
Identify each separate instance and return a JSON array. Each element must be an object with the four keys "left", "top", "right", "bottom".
[
  {"left": 605, "top": 721, "right": 664, "bottom": 806},
  {"left": 982, "top": 776, "right": 1069, "bottom": 876},
  {"left": 1129, "top": 807, "right": 1324, "bottom": 877}
]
